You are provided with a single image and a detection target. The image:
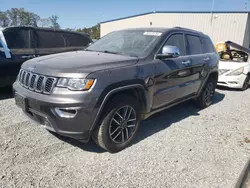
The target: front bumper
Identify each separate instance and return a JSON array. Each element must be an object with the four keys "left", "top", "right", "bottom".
[
  {"left": 13, "top": 82, "right": 99, "bottom": 141},
  {"left": 218, "top": 74, "right": 247, "bottom": 88}
]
